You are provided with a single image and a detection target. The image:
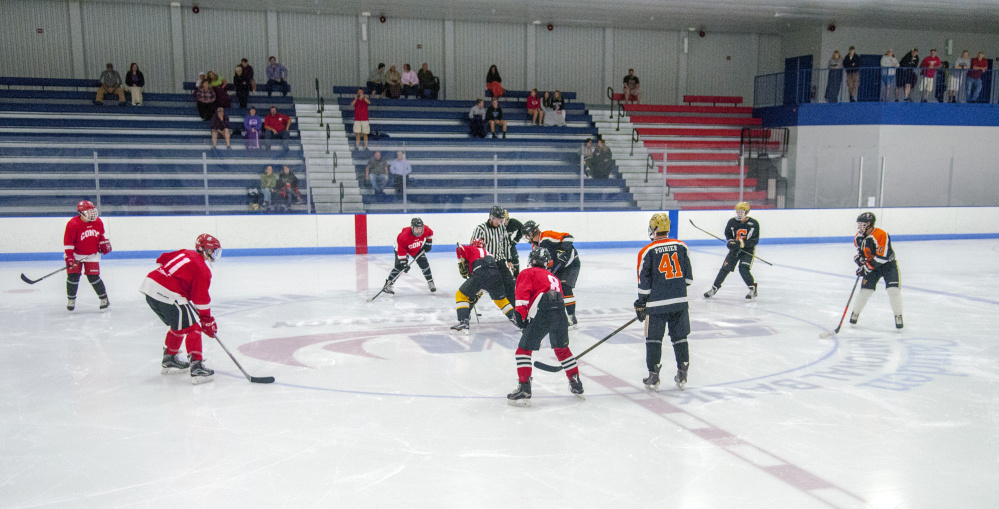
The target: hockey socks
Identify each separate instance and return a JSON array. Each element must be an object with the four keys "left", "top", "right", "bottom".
[
  {"left": 887, "top": 287, "right": 903, "bottom": 316},
  {"left": 672, "top": 337, "right": 689, "bottom": 368},
  {"left": 515, "top": 348, "right": 533, "bottom": 382},
  {"left": 712, "top": 269, "right": 729, "bottom": 290},
  {"left": 164, "top": 329, "right": 185, "bottom": 355},
  {"left": 177, "top": 325, "right": 204, "bottom": 361},
  {"left": 852, "top": 288, "right": 875, "bottom": 318},
  {"left": 87, "top": 275, "right": 108, "bottom": 299},
  {"left": 67, "top": 273, "right": 81, "bottom": 298},
  {"left": 646, "top": 338, "right": 663, "bottom": 372},
  {"left": 553, "top": 347, "right": 579, "bottom": 378}
]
